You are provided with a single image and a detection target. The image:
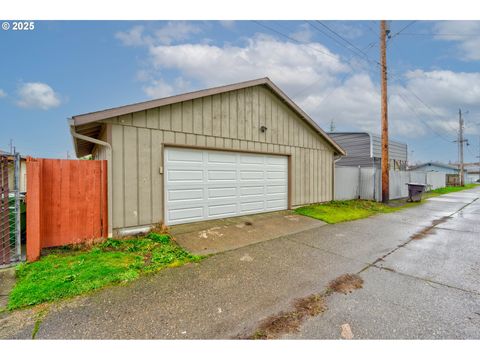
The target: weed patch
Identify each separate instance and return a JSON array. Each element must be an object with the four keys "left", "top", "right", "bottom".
[
  {"left": 295, "top": 200, "right": 398, "bottom": 224},
  {"left": 430, "top": 184, "right": 478, "bottom": 195},
  {"left": 8, "top": 234, "right": 203, "bottom": 310},
  {"left": 295, "top": 185, "right": 478, "bottom": 224},
  {"left": 243, "top": 273, "right": 364, "bottom": 339},
  {"left": 328, "top": 274, "right": 364, "bottom": 294},
  {"left": 250, "top": 294, "right": 327, "bottom": 339}
]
